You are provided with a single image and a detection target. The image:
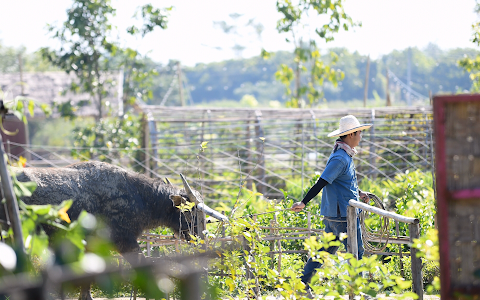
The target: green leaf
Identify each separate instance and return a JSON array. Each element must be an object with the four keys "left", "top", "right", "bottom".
[
  {"left": 28, "top": 100, "right": 35, "bottom": 117},
  {"left": 28, "top": 205, "right": 52, "bottom": 215},
  {"left": 261, "top": 48, "right": 271, "bottom": 59},
  {"left": 402, "top": 292, "right": 419, "bottom": 299},
  {"left": 14, "top": 179, "right": 37, "bottom": 198}
]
